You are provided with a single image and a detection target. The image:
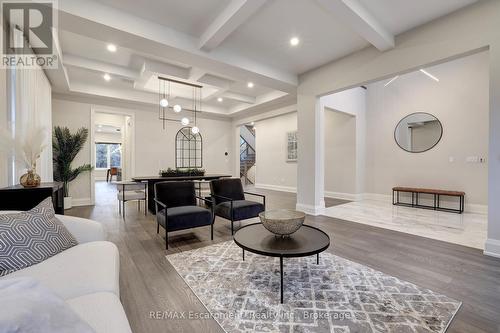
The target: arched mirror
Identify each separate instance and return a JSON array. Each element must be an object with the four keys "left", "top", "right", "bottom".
[
  {"left": 394, "top": 112, "right": 443, "bottom": 153},
  {"left": 175, "top": 127, "right": 202, "bottom": 168}
]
